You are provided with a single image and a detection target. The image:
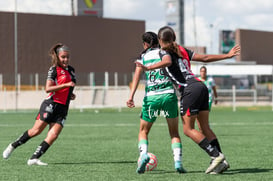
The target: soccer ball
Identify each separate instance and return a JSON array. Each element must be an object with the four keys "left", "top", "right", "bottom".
[{"left": 138, "top": 152, "right": 158, "bottom": 171}]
